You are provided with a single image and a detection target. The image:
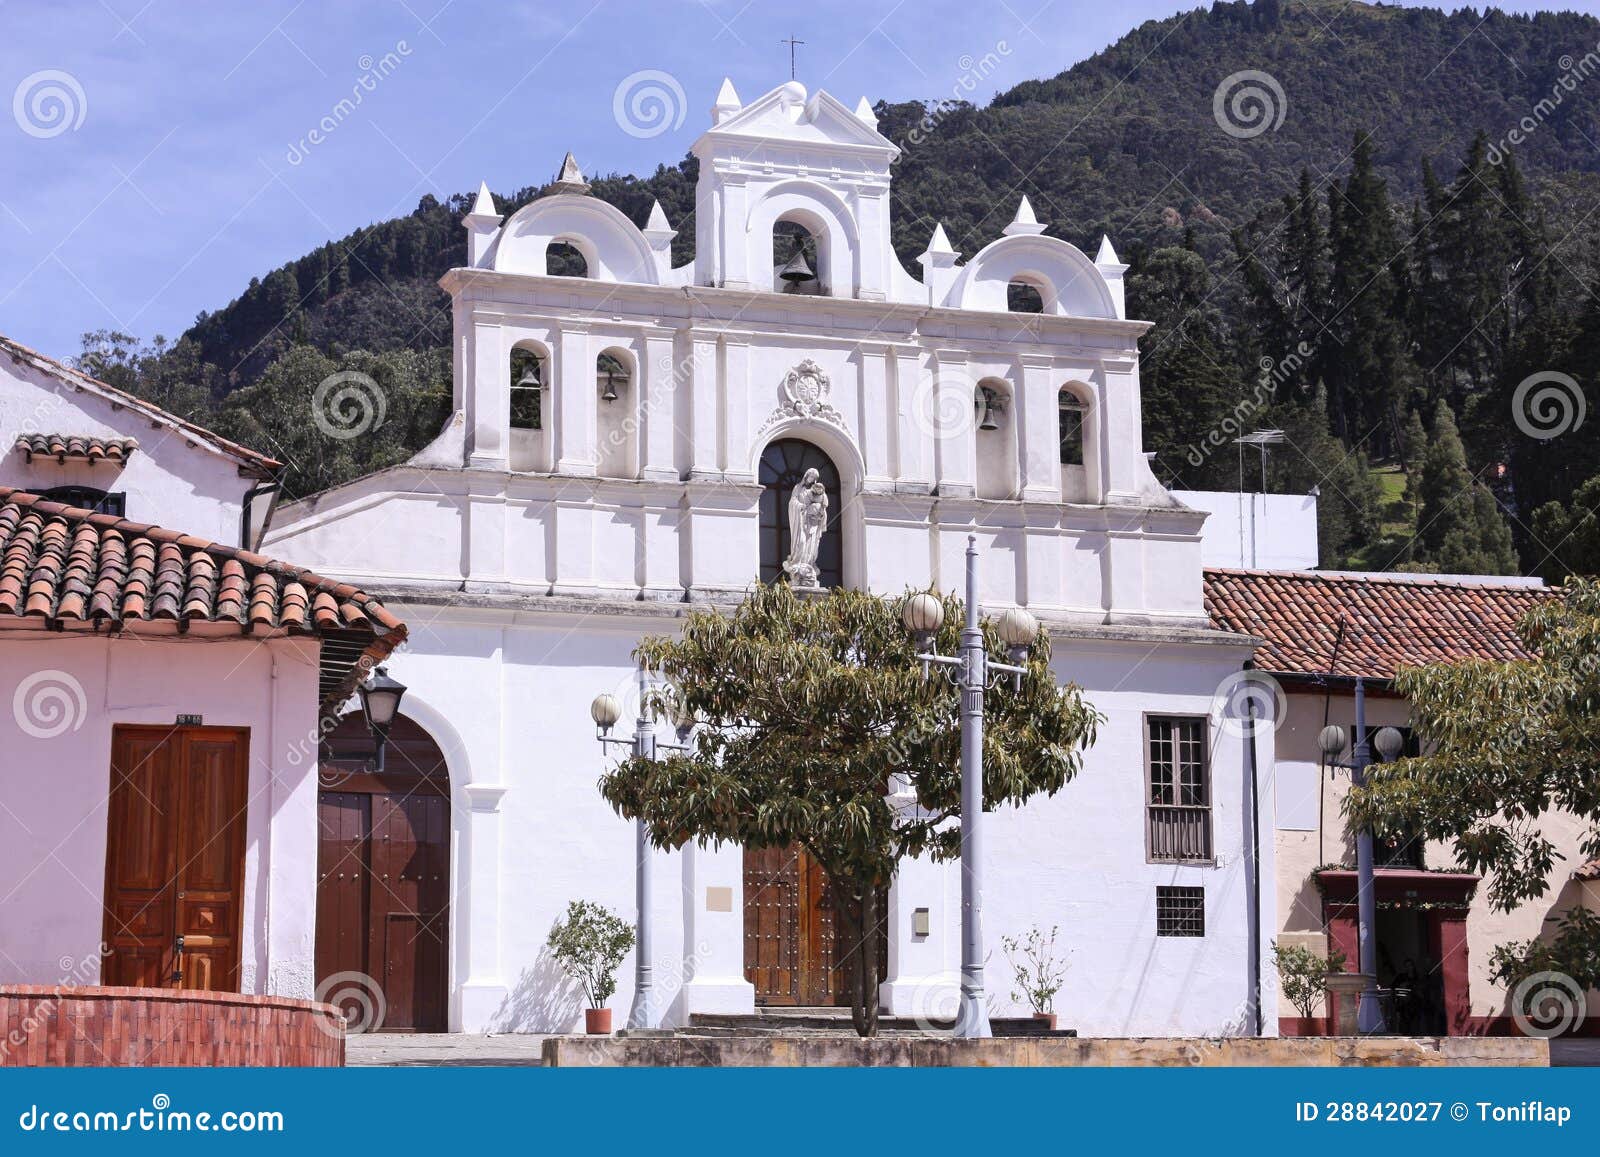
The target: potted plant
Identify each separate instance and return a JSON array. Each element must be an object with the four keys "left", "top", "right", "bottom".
[
  {"left": 1002, "top": 924, "right": 1068, "bottom": 1029},
  {"left": 1272, "top": 943, "right": 1347, "bottom": 1035},
  {"left": 547, "top": 899, "right": 636, "bottom": 1035}
]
